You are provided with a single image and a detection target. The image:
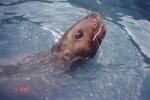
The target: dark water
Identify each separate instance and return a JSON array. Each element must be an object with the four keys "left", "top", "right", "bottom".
[{"left": 0, "top": 0, "right": 150, "bottom": 100}]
